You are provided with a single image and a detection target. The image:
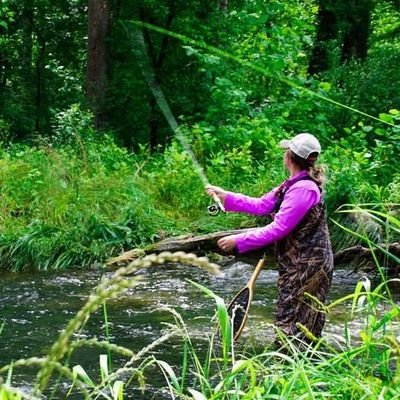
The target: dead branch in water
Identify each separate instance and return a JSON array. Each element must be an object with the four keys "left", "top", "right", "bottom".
[
  {"left": 333, "top": 242, "right": 400, "bottom": 272},
  {"left": 107, "top": 230, "right": 400, "bottom": 275},
  {"left": 107, "top": 229, "right": 269, "bottom": 265}
]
